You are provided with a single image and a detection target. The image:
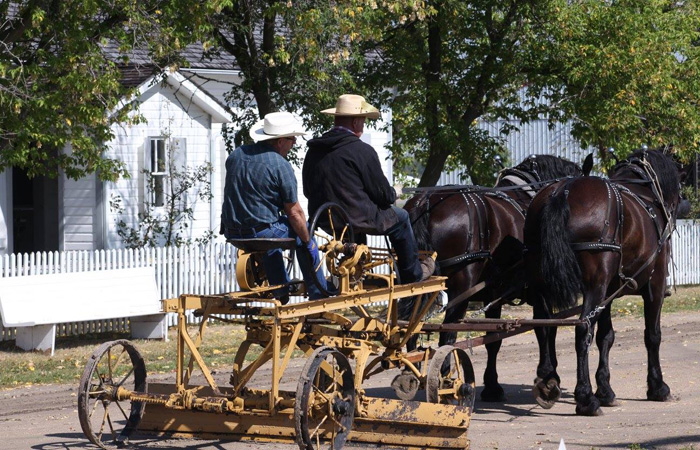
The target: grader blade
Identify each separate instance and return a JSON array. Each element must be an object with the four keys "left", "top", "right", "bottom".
[{"left": 140, "top": 383, "right": 470, "bottom": 449}]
